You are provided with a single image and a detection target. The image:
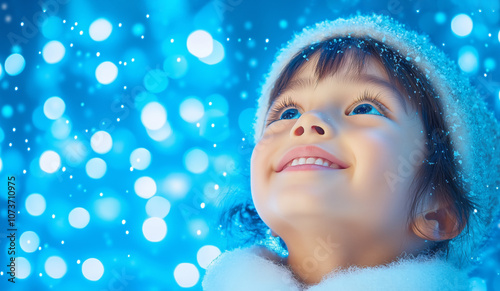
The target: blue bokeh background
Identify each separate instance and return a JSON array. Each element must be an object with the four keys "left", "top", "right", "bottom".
[{"left": 1, "top": 0, "right": 499, "bottom": 289}]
